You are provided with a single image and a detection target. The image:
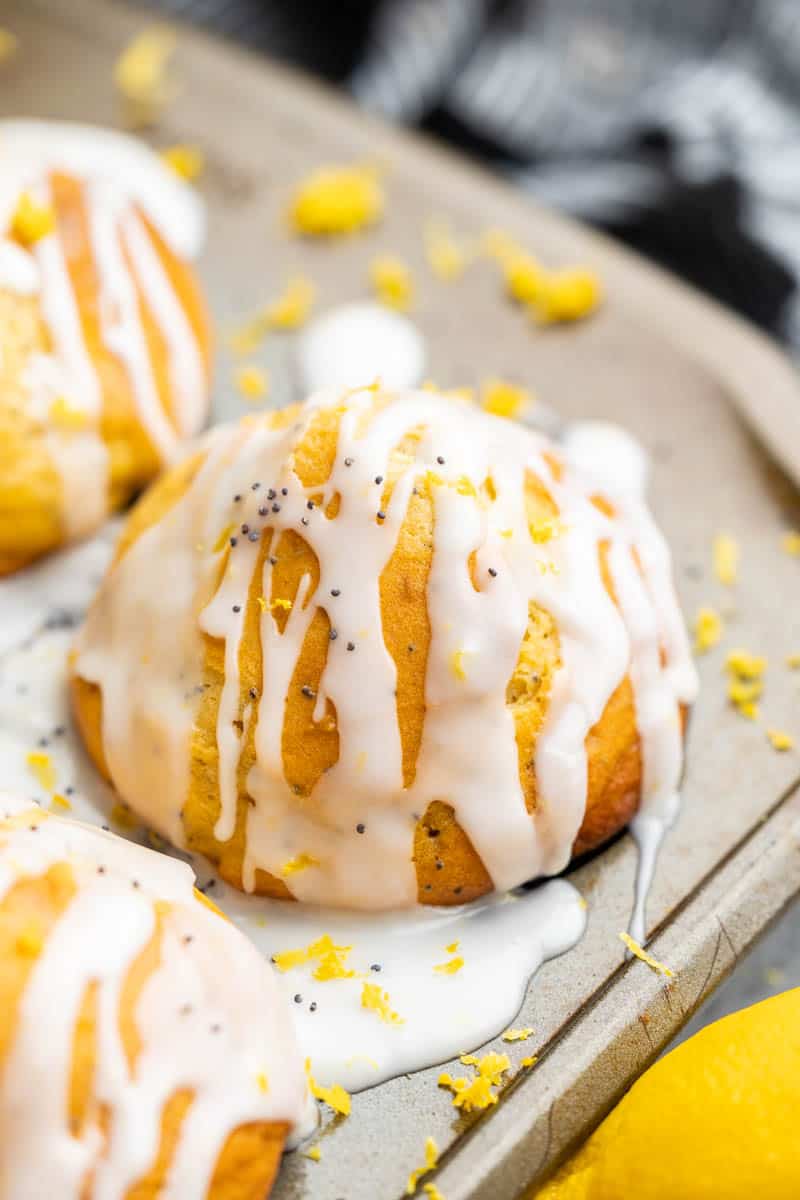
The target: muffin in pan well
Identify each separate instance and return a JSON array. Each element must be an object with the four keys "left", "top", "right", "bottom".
[
  {"left": 71, "top": 385, "right": 697, "bottom": 909},
  {"left": 0, "top": 792, "right": 312, "bottom": 1200},
  {"left": 0, "top": 120, "right": 211, "bottom": 575}
]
